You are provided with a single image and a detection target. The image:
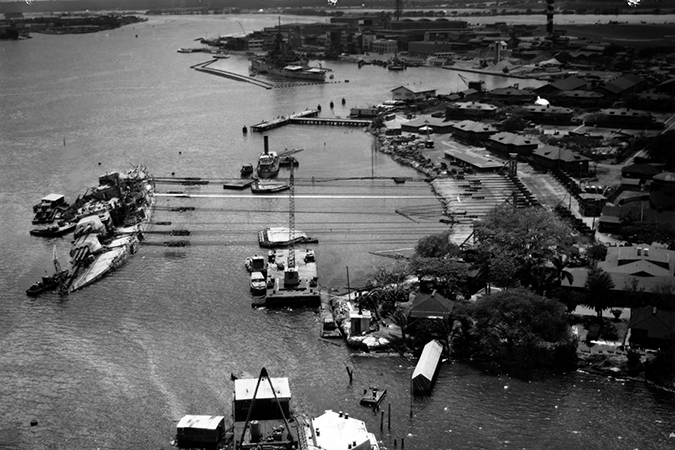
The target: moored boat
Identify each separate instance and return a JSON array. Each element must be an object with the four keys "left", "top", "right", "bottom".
[
  {"left": 26, "top": 271, "right": 68, "bottom": 297},
  {"left": 29, "top": 221, "right": 76, "bottom": 237},
  {"left": 251, "top": 180, "right": 289, "bottom": 194},
  {"left": 31, "top": 193, "right": 70, "bottom": 225},
  {"left": 245, "top": 254, "right": 268, "bottom": 275},
  {"left": 359, "top": 387, "right": 387, "bottom": 407},
  {"left": 240, "top": 164, "right": 254, "bottom": 177},
  {"left": 256, "top": 136, "right": 280, "bottom": 179},
  {"left": 250, "top": 271, "right": 267, "bottom": 294}
]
